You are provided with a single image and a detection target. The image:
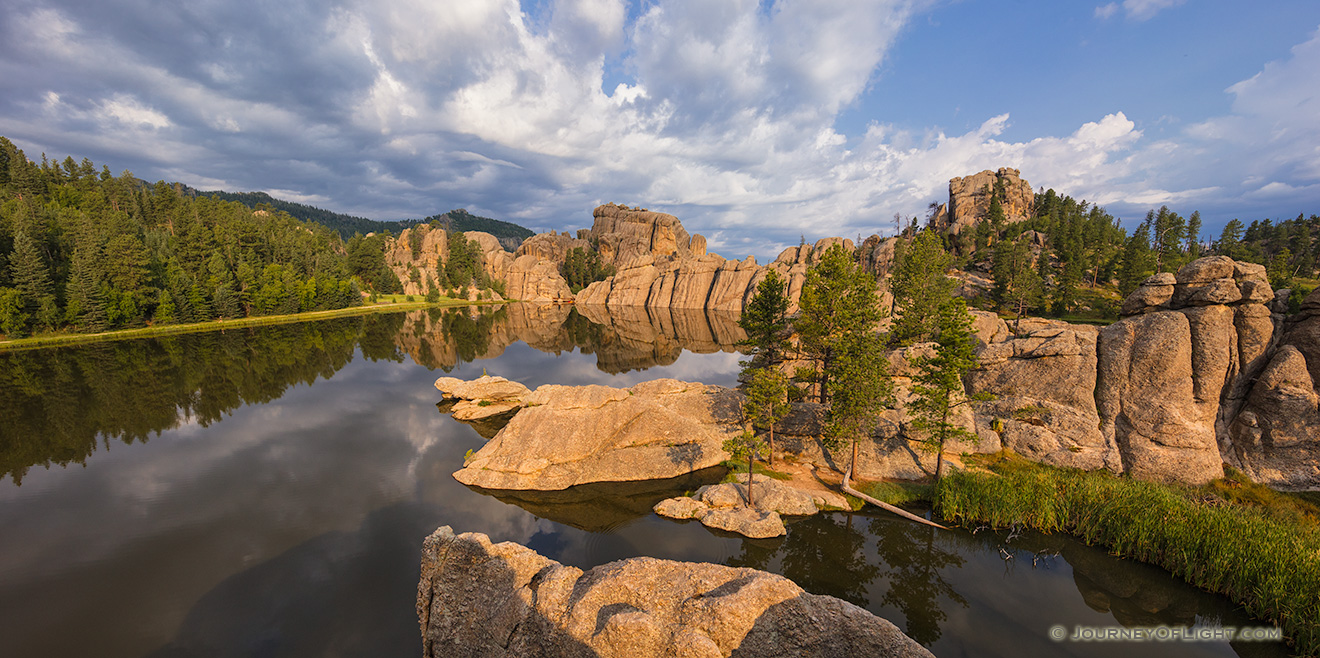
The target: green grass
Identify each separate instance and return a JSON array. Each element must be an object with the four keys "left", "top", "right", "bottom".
[
  {"left": 719, "top": 459, "right": 793, "bottom": 482},
  {"left": 937, "top": 453, "right": 1320, "bottom": 655},
  {"left": 0, "top": 296, "right": 489, "bottom": 352},
  {"left": 854, "top": 479, "right": 934, "bottom": 507}
]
